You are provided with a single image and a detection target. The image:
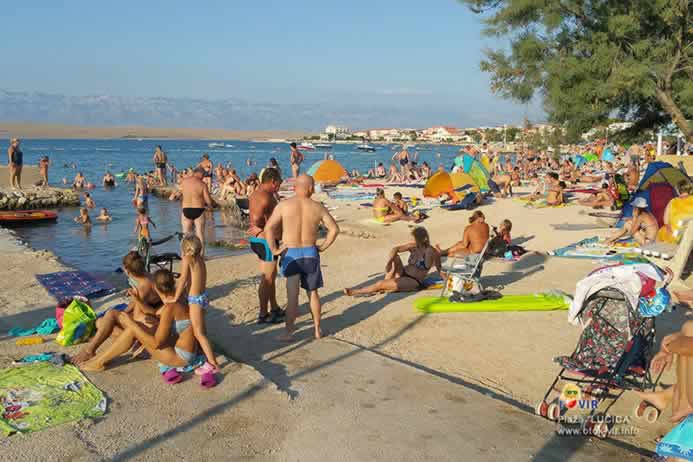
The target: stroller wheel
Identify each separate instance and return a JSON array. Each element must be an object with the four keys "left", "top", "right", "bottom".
[
  {"left": 547, "top": 403, "right": 561, "bottom": 421},
  {"left": 535, "top": 400, "right": 549, "bottom": 417},
  {"left": 634, "top": 401, "right": 660, "bottom": 423},
  {"left": 591, "top": 420, "right": 611, "bottom": 439},
  {"left": 587, "top": 413, "right": 611, "bottom": 439}
]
